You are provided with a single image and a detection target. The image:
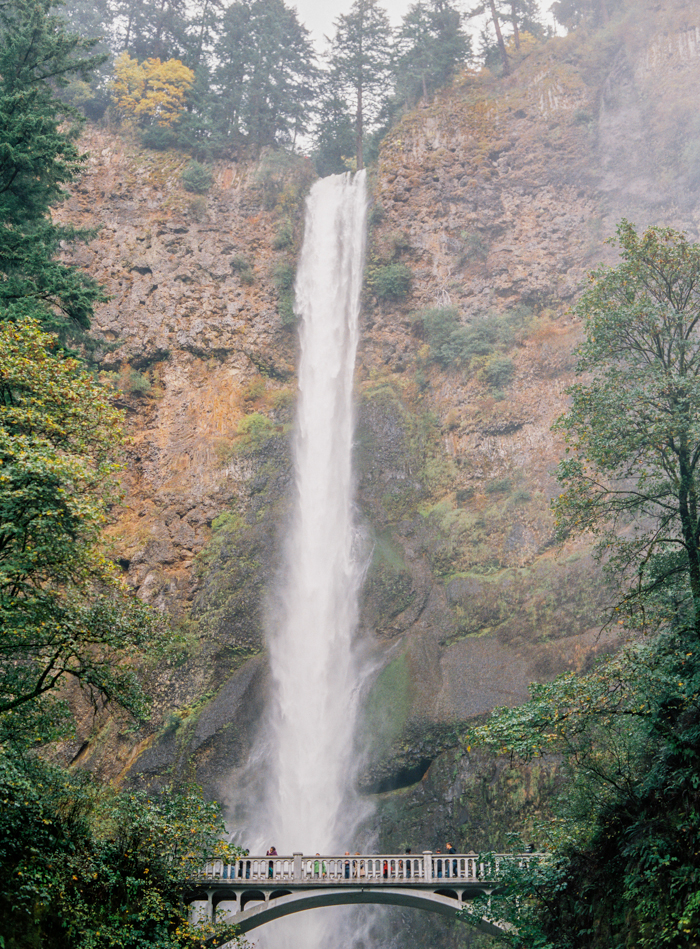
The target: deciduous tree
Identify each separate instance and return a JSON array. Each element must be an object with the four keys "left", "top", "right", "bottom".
[
  {"left": 463, "top": 222, "right": 700, "bottom": 949},
  {"left": 554, "top": 222, "right": 700, "bottom": 637},
  {"left": 0, "top": 320, "right": 163, "bottom": 740},
  {"left": 112, "top": 52, "right": 195, "bottom": 127},
  {"left": 0, "top": 754, "right": 245, "bottom": 947}
]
